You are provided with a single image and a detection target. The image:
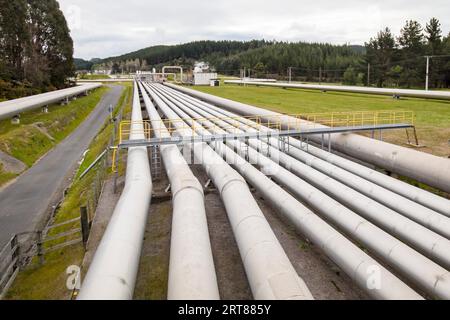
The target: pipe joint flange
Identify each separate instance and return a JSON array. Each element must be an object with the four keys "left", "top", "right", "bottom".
[
  {"left": 171, "top": 177, "right": 204, "bottom": 199},
  {"left": 219, "top": 176, "right": 248, "bottom": 195}
]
